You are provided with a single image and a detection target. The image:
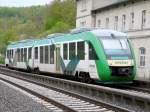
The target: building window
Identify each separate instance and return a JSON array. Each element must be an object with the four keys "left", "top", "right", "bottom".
[
  {"left": 50, "top": 45, "right": 54, "bottom": 64},
  {"left": 69, "top": 43, "right": 76, "bottom": 60},
  {"left": 130, "top": 12, "right": 134, "bottom": 29},
  {"left": 114, "top": 16, "right": 118, "bottom": 30},
  {"left": 81, "top": 0, "right": 87, "bottom": 11},
  {"left": 106, "top": 18, "right": 109, "bottom": 29},
  {"left": 40, "top": 46, "right": 44, "bottom": 63},
  {"left": 63, "top": 43, "right": 68, "bottom": 60},
  {"left": 45, "top": 46, "right": 49, "bottom": 64},
  {"left": 28, "top": 47, "right": 32, "bottom": 60},
  {"left": 34, "top": 47, "right": 38, "bottom": 59},
  {"left": 142, "top": 10, "right": 146, "bottom": 29},
  {"left": 139, "top": 47, "right": 146, "bottom": 67},
  {"left": 97, "top": 19, "right": 101, "bottom": 27},
  {"left": 77, "top": 41, "right": 85, "bottom": 60},
  {"left": 122, "top": 14, "right": 126, "bottom": 31},
  {"left": 89, "top": 42, "right": 98, "bottom": 60},
  {"left": 80, "top": 21, "right": 86, "bottom": 27}
]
